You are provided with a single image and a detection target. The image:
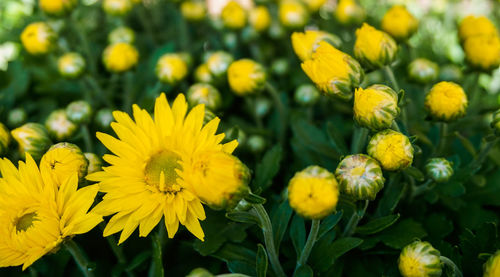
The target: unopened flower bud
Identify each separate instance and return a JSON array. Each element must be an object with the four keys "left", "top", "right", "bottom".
[
  {"left": 194, "top": 64, "right": 214, "bottom": 83},
  {"left": 335, "top": 0, "right": 365, "bottom": 26},
  {"left": 425, "top": 158, "right": 454, "bottom": 183},
  {"left": 247, "top": 135, "right": 266, "bottom": 153},
  {"left": 181, "top": 1, "right": 206, "bottom": 22},
  {"left": 367, "top": 129, "right": 414, "bottom": 171},
  {"left": 425, "top": 81, "right": 467, "bottom": 122},
  {"left": 294, "top": 84, "right": 320, "bottom": 106},
  {"left": 291, "top": 30, "right": 342, "bottom": 61},
  {"left": 464, "top": 35, "right": 500, "bottom": 71},
  {"left": 335, "top": 154, "right": 385, "bottom": 200},
  {"left": 20, "top": 22, "right": 56, "bottom": 55},
  {"left": 399, "top": 241, "right": 442, "bottom": 277},
  {"left": 483, "top": 250, "right": 500, "bottom": 277},
  {"left": 103, "top": 0, "right": 133, "bottom": 16},
  {"left": 354, "top": 23, "right": 398, "bottom": 70},
  {"left": 254, "top": 97, "right": 272, "bottom": 117},
  {"left": 156, "top": 53, "right": 188, "bottom": 85},
  {"left": 228, "top": 59, "right": 266, "bottom": 96},
  {"left": 95, "top": 108, "right": 114, "bottom": 130},
  {"left": 303, "top": 0, "right": 326, "bottom": 12},
  {"left": 279, "top": 0, "right": 309, "bottom": 29},
  {"left": 439, "top": 64, "right": 462, "bottom": 82},
  {"left": 58, "top": 52, "right": 86, "bottom": 79},
  {"left": 381, "top": 5, "right": 418, "bottom": 42},
  {"left": 354, "top": 84, "right": 399, "bottom": 130},
  {"left": 221, "top": 1, "right": 247, "bottom": 30},
  {"left": 40, "top": 0, "right": 77, "bottom": 16},
  {"left": 0, "top": 123, "right": 10, "bottom": 155},
  {"left": 11, "top": 123, "right": 52, "bottom": 160},
  {"left": 66, "top": 100, "right": 93, "bottom": 124},
  {"left": 108, "top": 26, "right": 135, "bottom": 44},
  {"left": 85, "top": 152, "right": 103, "bottom": 175},
  {"left": 187, "top": 83, "right": 222, "bottom": 111},
  {"left": 186, "top": 268, "right": 214, "bottom": 277},
  {"left": 458, "top": 15, "right": 498, "bottom": 42},
  {"left": 206, "top": 51, "right": 234, "bottom": 78},
  {"left": 249, "top": 6, "right": 271, "bottom": 32},
  {"left": 408, "top": 58, "right": 439, "bottom": 84},
  {"left": 203, "top": 109, "right": 217, "bottom": 125},
  {"left": 40, "top": 142, "right": 88, "bottom": 186},
  {"left": 45, "top": 110, "right": 78, "bottom": 141},
  {"left": 7, "top": 108, "right": 27, "bottom": 128},
  {"left": 103, "top": 42, "right": 139, "bottom": 73}
]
